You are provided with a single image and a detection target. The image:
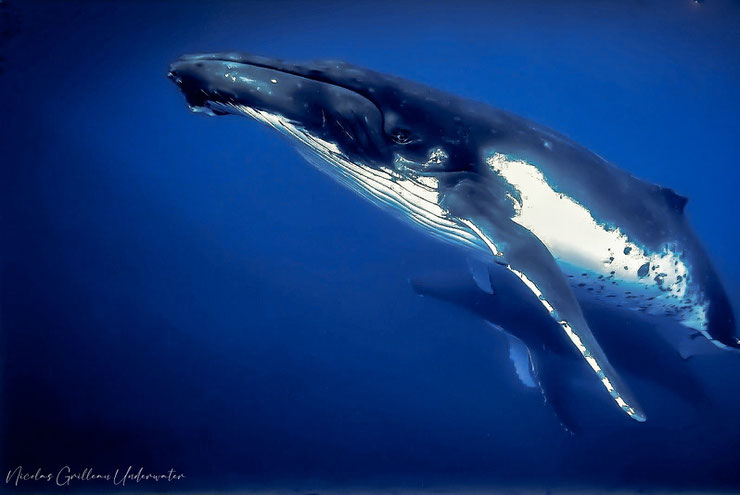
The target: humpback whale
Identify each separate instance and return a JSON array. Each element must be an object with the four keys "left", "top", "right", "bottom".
[{"left": 168, "top": 52, "right": 737, "bottom": 423}]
